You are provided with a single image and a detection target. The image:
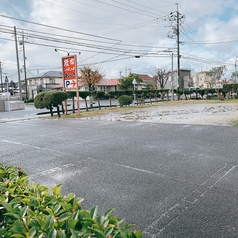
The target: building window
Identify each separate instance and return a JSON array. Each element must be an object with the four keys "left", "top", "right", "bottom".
[{"left": 49, "top": 78, "right": 55, "bottom": 84}]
